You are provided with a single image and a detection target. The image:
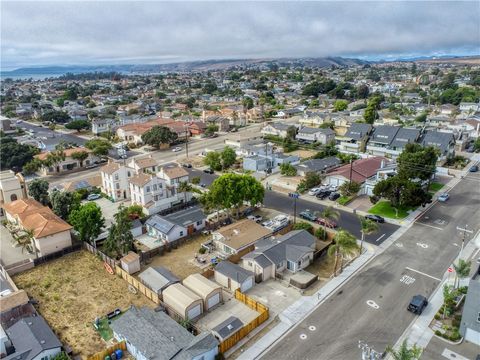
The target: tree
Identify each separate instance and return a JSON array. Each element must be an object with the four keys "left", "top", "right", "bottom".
[
  {"left": 297, "top": 172, "right": 322, "bottom": 193},
  {"left": 315, "top": 206, "right": 340, "bottom": 241},
  {"left": 359, "top": 216, "right": 378, "bottom": 253},
  {"left": 280, "top": 163, "right": 297, "bottom": 176},
  {"left": 242, "top": 97, "right": 254, "bottom": 110},
  {"left": 286, "top": 126, "right": 297, "bottom": 141},
  {"left": 208, "top": 174, "right": 265, "bottom": 218},
  {"left": 474, "top": 138, "right": 480, "bottom": 152},
  {"left": 292, "top": 222, "right": 314, "bottom": 234},
  {"left": 50, "top": 190, "right": 80, "bottom": 220},
  {"left": 28, "top": 179, "right": 50, "bottom": 205},
  {"left": 221, "top": 147, "right": 236, "bottom": 169},
  {"left": 397, "top": 143, "right": 438, "bottom": 182},
  {"left": 205, "top": 124, "right": 219, "bottom": 136},
  {"left": 69, "top": 202, "right": 104, "bottom": 244},
  {"left": 333, "top": 100, "right": 348, "bottom": 112},
  {"left": 65, "top": 119, "right": 90, "bottom": 132},
  {"left": 414, "top": 112, "right": 427, "bottom": 123},
  {"left": 442, "top": 284, "right": 456, "bottom": 319},
  {"left": 12, "top": 228, "right": 37, "bottom": 257},
  {"left": 453, "top": 259, "right": 471, "bottom": 289},
  {"left": 204, "top": 151, "right": 222, "bottom": 171},
  {"left": 71, "top": 151, "right": 89, "bottom": 167},
  {"left": 0, "top": 137, "right": 38, "bottom": 171},
  {"left": 22, "top": 159, "right": 43, "bottom": 175},
  {"left": 363, "top": 104, "right": 377, "bottom": 124},
  {"left": 356, "top": 84, "right": 370, "bottom": 99},
  {"left": 178, "top": 181, "right": 192, "bottom": 204},
  {"left": 314, "top": 227, "right": 326, "bottom": 240},
  {"left": 124, "top": 204, "right": 145, "bottom": 219},
  {"left": 385, "top": 339, "right": 422, "bottom": 360},
  {"left": 40, "top": 110, "right": 71, "bottom": 124},
  {"left": 338, "top": 181, "right": 361, "bottom": 197},
  {"left": 191, "top": 176, "right": 201, "bottom": 185},
  {"left": 85, "top": 138, "right": 112, "bottom": 156},
  {"left": 141, "top": 126, "right": 178, "bottom": 149},
  {"left": 104, "top": 206, "right": 134, "bottom": 257},
  {"left": 327, "top": 230, "right": 359, "bottom": 276}
]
